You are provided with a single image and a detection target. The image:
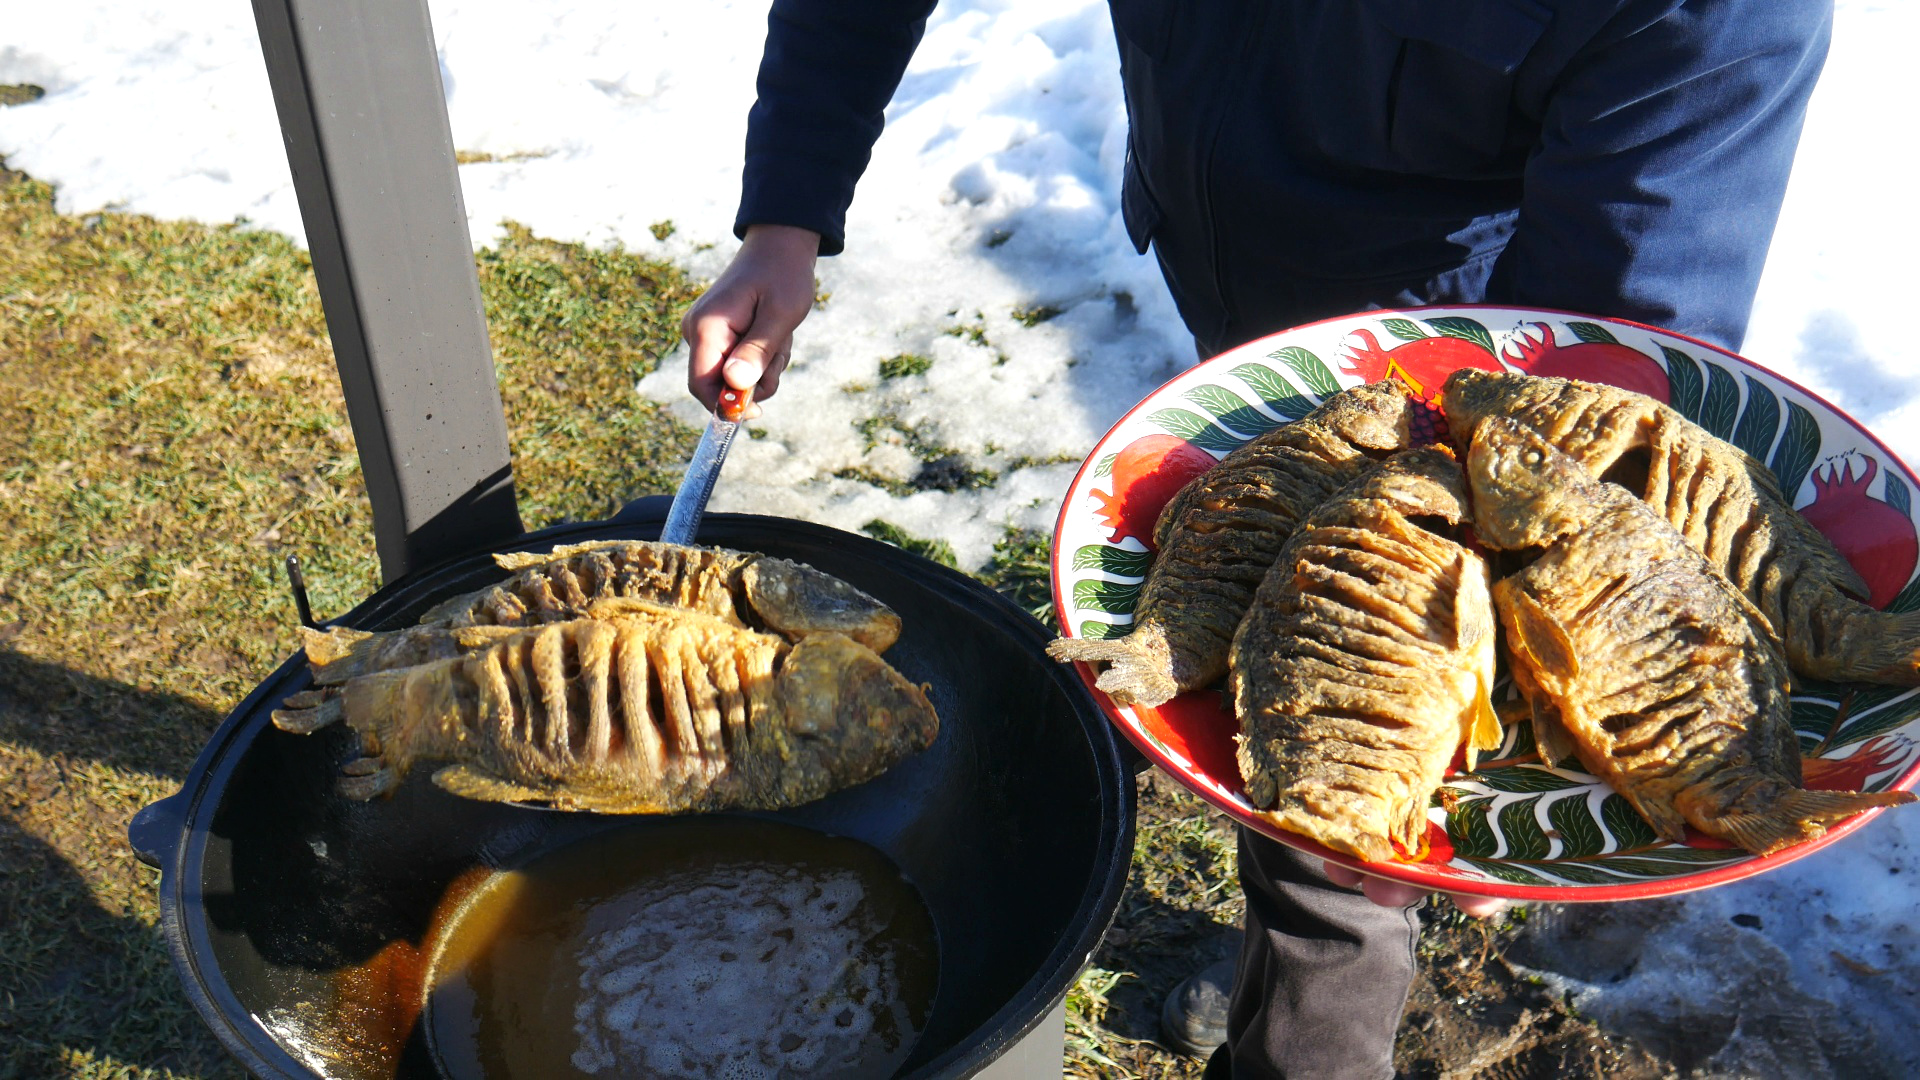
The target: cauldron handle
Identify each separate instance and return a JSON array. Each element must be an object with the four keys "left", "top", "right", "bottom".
[{"left": 129, "top": 792, "right": 186, "bottom": 870}]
